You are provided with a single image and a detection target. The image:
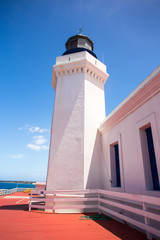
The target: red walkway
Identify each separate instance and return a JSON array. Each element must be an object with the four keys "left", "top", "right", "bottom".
[{"left": 0, "top": 193, "right": 147, "bottom": 240}]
